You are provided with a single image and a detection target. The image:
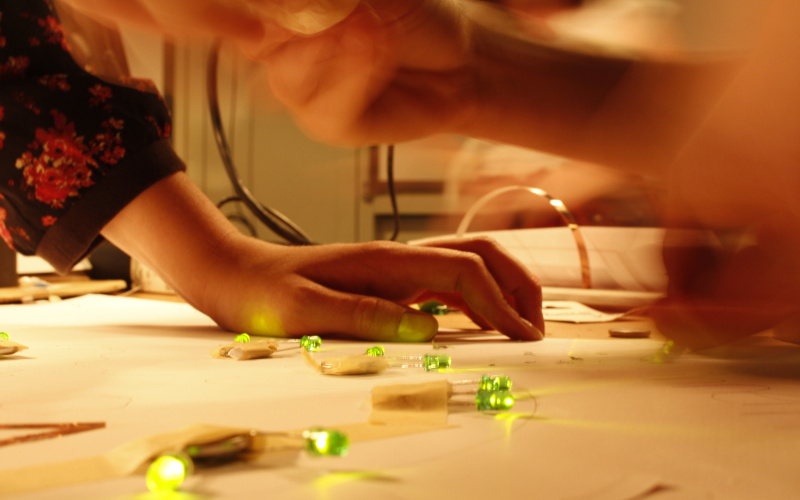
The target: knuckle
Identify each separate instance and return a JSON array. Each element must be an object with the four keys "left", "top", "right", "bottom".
[
  {"left": 353, "top": 296, "right": 390, "bottom": 337},
  {"left": 467, "top": 234, "right": 500, "bottom": 248}
]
